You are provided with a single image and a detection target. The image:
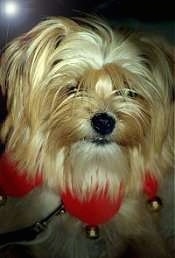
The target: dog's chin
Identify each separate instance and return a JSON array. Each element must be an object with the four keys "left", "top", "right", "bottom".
[{"left": 62, "top": 137, "right": 129, "bottom": 198}]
